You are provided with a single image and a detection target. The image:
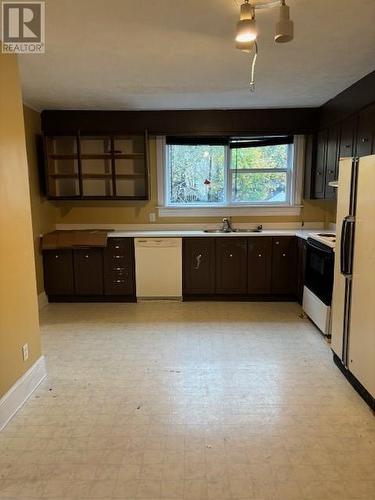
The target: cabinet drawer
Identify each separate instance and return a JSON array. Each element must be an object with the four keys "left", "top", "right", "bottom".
[{"left": 104, "top": 238, "right": 135, "bottom": 296}]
